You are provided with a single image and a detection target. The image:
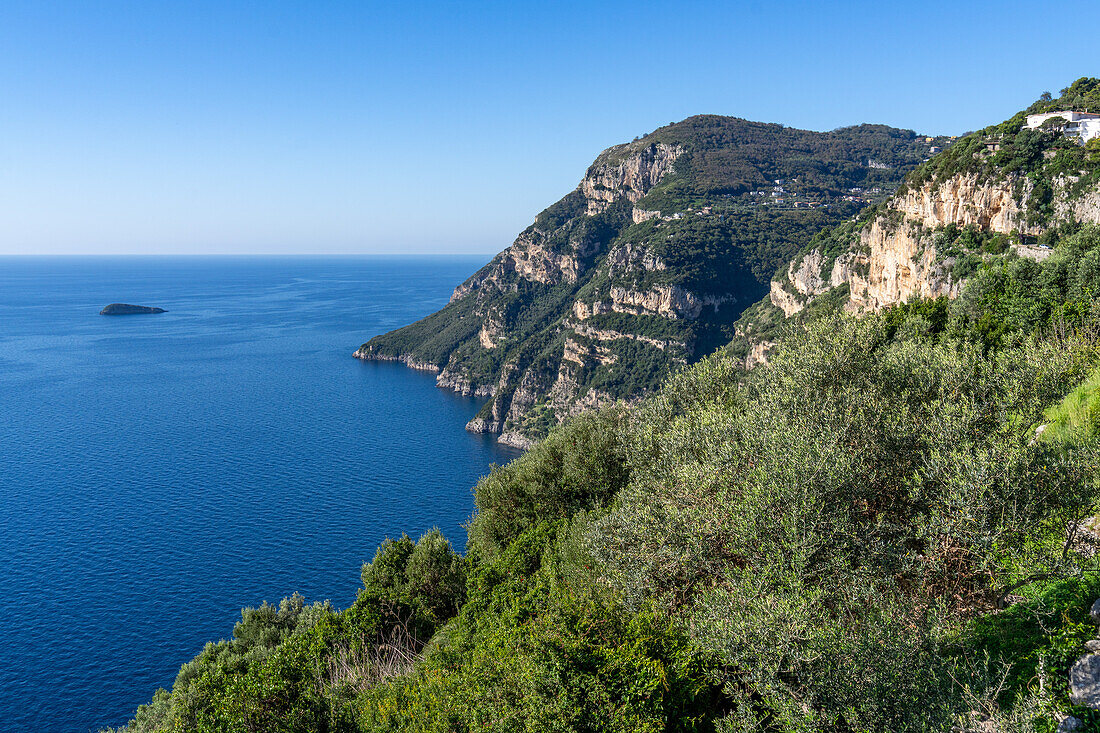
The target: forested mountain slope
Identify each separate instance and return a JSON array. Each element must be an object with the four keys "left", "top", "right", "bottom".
[{"left": 356, "top": 117, "right": 950, "bottom": 446}]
